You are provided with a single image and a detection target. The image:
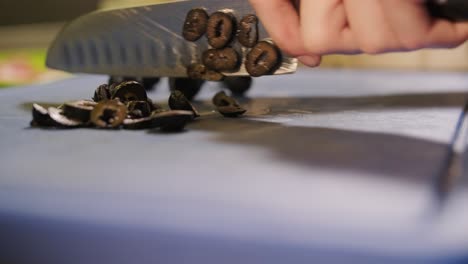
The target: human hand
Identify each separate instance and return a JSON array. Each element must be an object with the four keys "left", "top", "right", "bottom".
[{"left": 249, "top": 0, "right": 468, "bottom": 66}]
